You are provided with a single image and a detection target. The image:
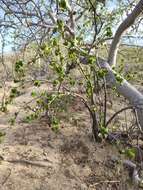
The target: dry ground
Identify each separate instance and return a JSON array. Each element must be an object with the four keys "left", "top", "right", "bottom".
[
  {"left": 0, "top": 83, "right": 138, "bottom": 190},
  {"left": 0, "top": 46, "right": 142, "bottom": 190}
]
